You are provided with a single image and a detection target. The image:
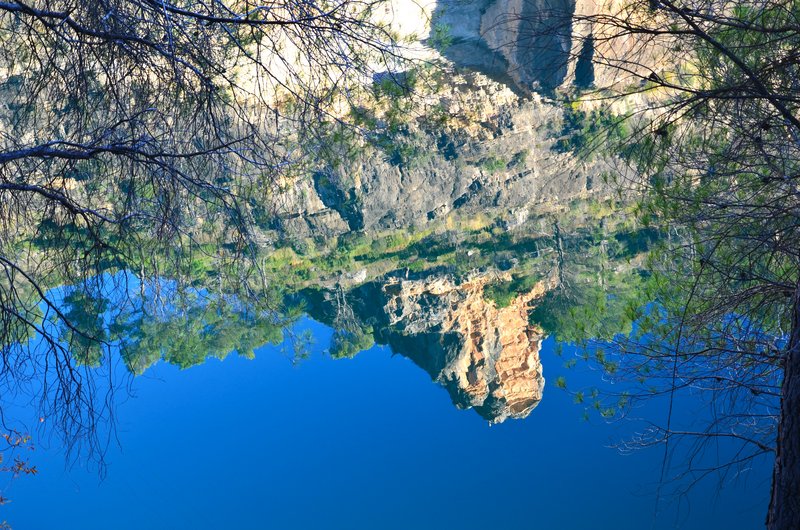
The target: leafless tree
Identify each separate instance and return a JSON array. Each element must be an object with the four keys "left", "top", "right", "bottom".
[{"left": 0, "top": 0, "right": 401, "bottom": 464}]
